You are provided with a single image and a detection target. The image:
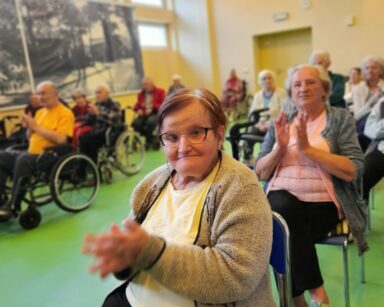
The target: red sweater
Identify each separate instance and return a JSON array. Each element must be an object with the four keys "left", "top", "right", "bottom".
[{"left": 134, "top": 87, "right": 166, "bottom": 114}]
